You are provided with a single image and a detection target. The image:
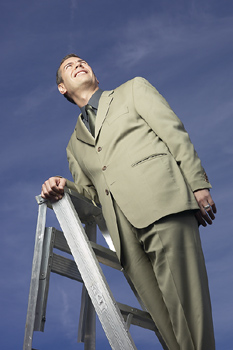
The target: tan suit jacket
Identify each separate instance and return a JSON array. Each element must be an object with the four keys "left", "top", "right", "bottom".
[{"left": 66, "top": 77, "right": 211, "bottom": 255}]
